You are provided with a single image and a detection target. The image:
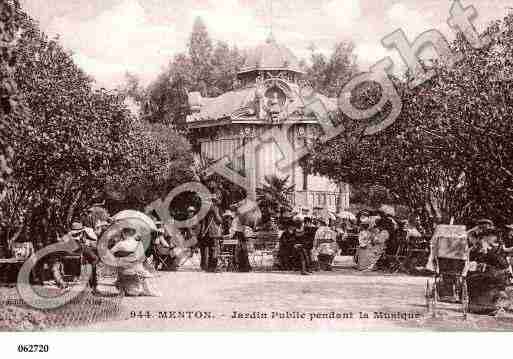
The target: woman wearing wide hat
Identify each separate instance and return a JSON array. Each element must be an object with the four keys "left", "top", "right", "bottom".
[
  {"left": 278, "top": 216, "right": 296, "bottom": 271},
  {"left": 109, "top": 226, "right": 161, "bottom": 297},
  {"left": 356, "top": 214, "right": 389, "bottom": 271},
  {"left": 278, "top": 216, "right": 312, "bottom": 275},
  {"left": 467, "top": 227, "right": 510, "bottom": 314}
]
